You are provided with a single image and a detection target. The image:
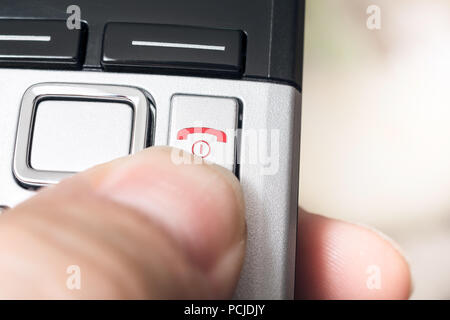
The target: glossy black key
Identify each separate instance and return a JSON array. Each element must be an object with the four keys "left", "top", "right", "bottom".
[
  {"left": 102, "top": 23, "right": 246, "bottom": 77},
  {"left": 0, "top": 19, "right": 87, "bottom": 69}
]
